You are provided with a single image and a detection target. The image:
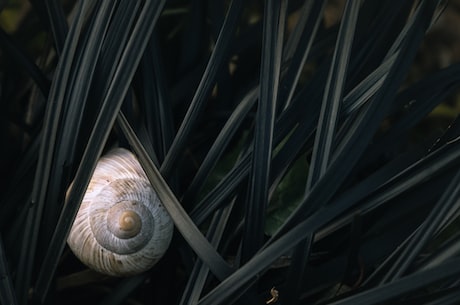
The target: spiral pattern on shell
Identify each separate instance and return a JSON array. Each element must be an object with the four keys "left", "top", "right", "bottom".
[{"left": 67, "top": 148, "right": 173, "bottom": 276}]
